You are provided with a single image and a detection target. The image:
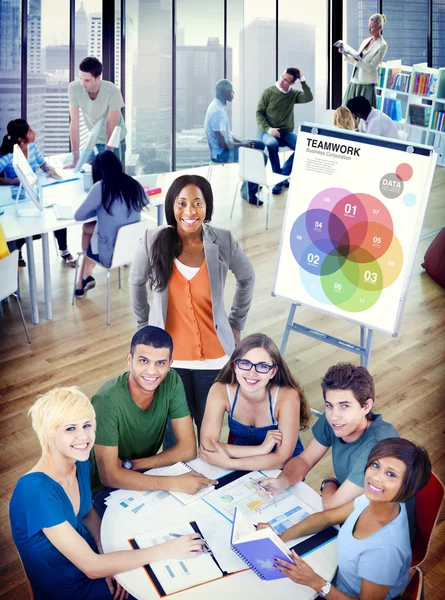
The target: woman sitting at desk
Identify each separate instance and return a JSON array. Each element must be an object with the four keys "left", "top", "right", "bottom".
[
  {"left": 258, "top": 437, "right": 431, "bottom": 600},
  {"left": 0, "top": 119, "right": 75, "bottom": 267},
  {"left": 199, "top": 333, "right": 310, "bottom": 471},
  {"left": 74, "top": 150, "right": 147, "bottom": 298},
  {"left": 9, "top": 387, "right": 205, "bottom": 600},
  {"left": 333, "top": 107, "right": 357, "bottom": 131}
]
